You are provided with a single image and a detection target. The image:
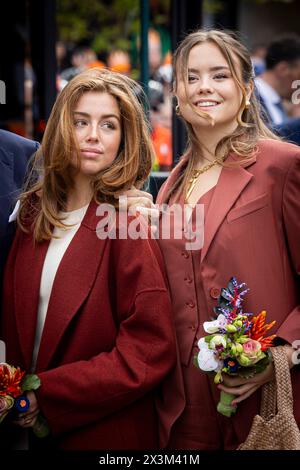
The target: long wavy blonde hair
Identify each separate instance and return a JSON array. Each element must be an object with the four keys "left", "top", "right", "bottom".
[
  {"left": 18, "top": 68, "right": 155, "bottom": 242},
  {"left": 165, "top": 29, "right": 280, "bottom": 203}
]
